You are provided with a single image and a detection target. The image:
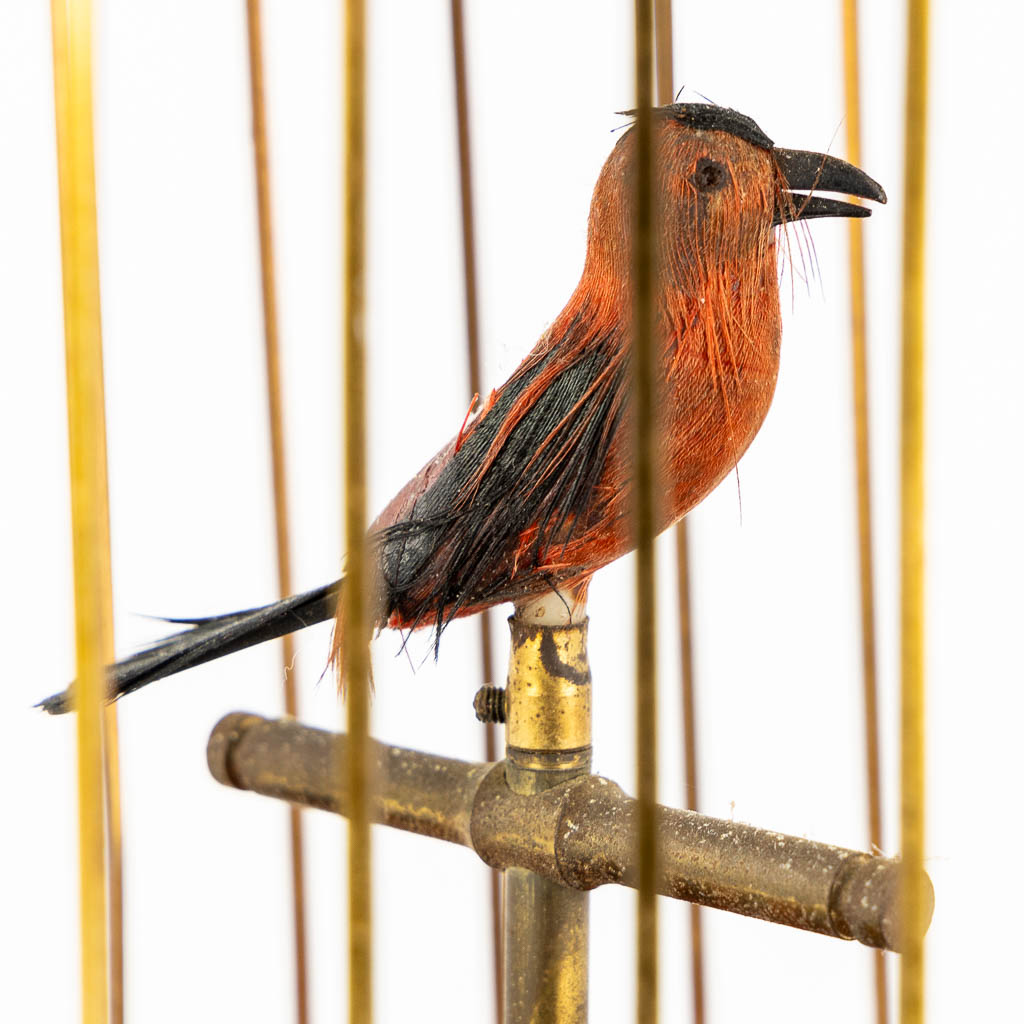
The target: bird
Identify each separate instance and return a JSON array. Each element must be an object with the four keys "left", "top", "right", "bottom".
[{"left": 40, "top": 102, "right": 885, "bottom": 714}]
